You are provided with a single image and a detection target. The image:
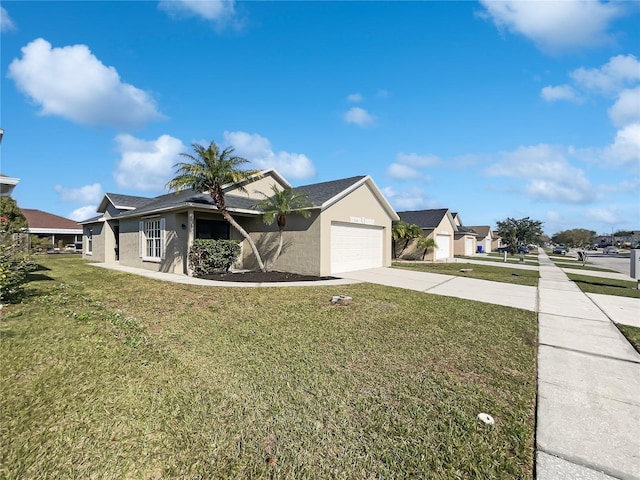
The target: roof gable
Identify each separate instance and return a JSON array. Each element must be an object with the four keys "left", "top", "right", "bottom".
[{"left": 98, "top": 193, "right": 153, "bottom": 213}]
